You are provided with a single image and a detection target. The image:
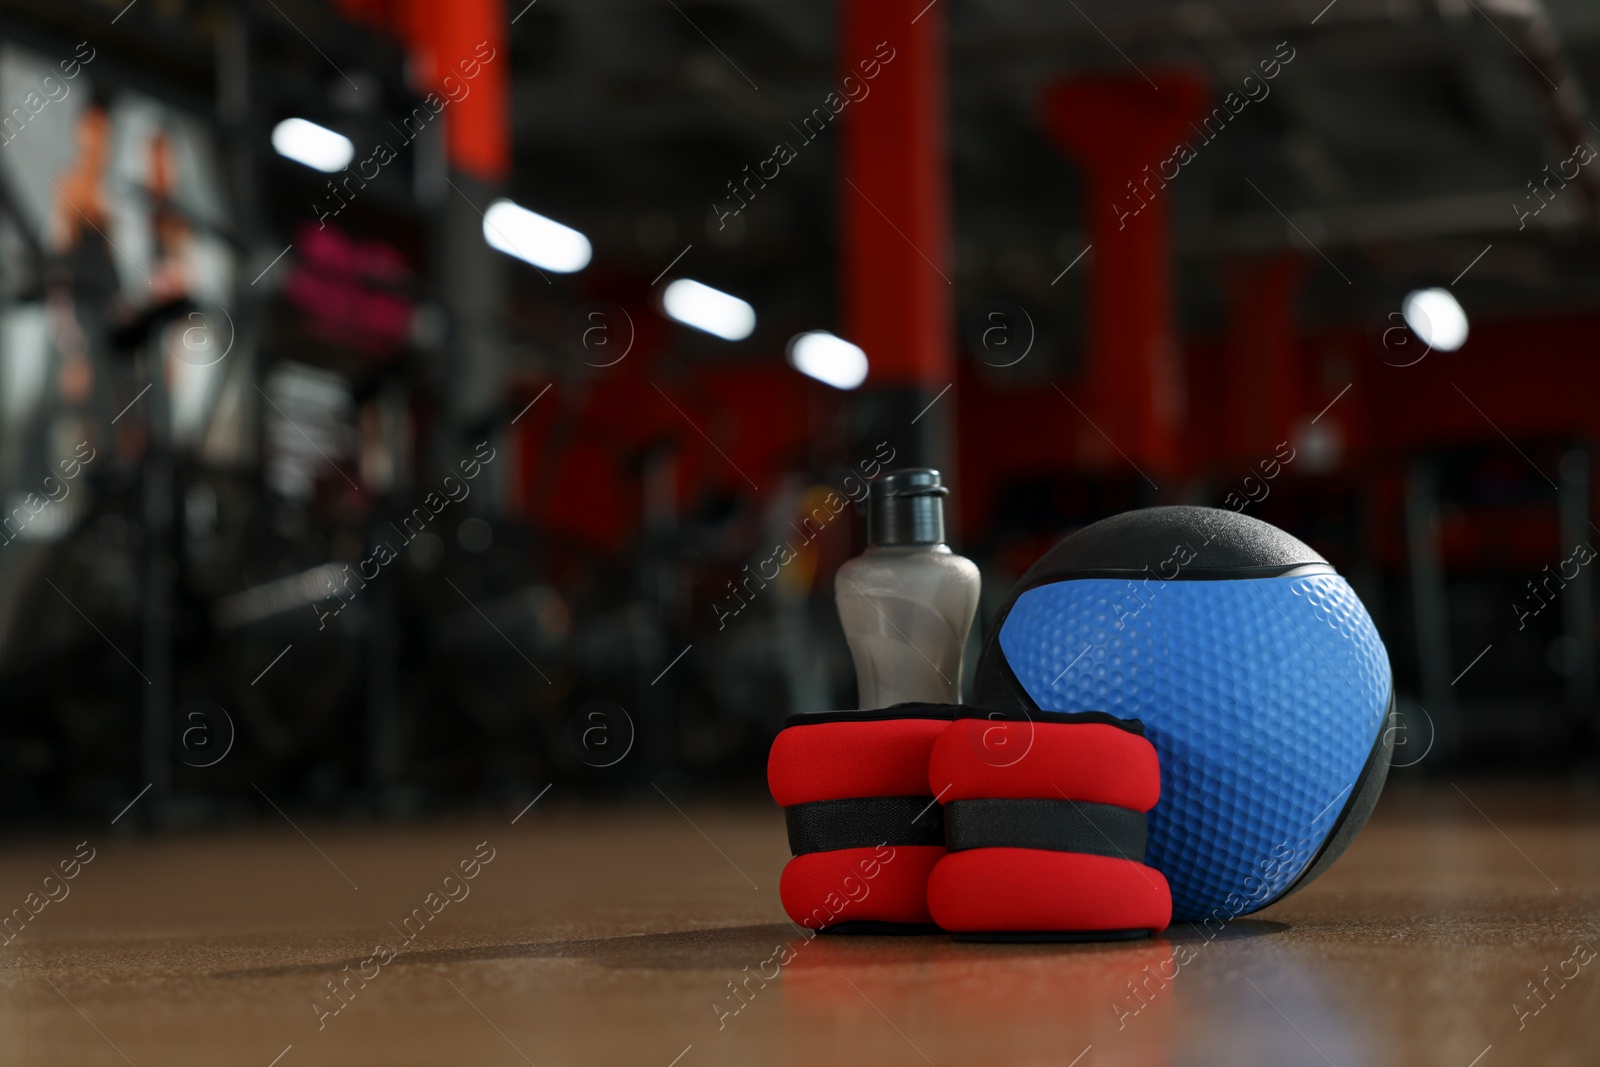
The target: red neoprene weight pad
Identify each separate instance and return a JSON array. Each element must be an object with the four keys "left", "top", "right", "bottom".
[
  {"left": 925, "top": 715, "right": 1171, "bottom": 937},
  {"left": 768, "top": 714, "right": 952, "bottom": 929},
  {"left": 929, "top": 718, "right": 1161, "bottom": 809},
  {"left": 780, "top": 845, "right": 944, "bottom": 930},
  {"left": 927, "top": 848, "right": 1172, "bottom": 934},
  {"left": 768, "top": 717, "right": 950, "bottom": 807}
]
